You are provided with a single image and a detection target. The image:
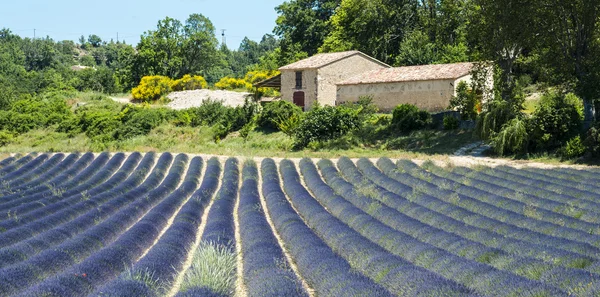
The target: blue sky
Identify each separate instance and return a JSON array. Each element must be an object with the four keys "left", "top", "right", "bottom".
[{"left": 0, "top": 0, "right": 285, "bottom": 49}]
